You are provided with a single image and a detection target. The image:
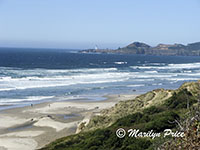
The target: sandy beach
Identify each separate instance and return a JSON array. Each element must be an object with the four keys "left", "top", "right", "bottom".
[{"left": 0, "top": 94, "right": 137, "bottom": 150}]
